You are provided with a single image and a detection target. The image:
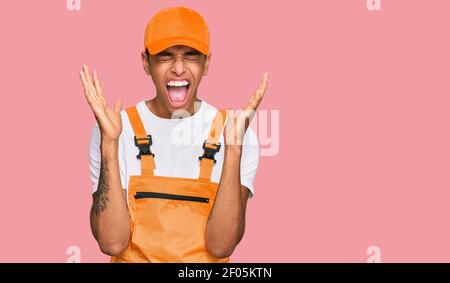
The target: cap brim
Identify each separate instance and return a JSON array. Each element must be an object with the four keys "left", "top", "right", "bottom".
[{"left": 147, "top": 37, "right": 210, "bottom": 56}]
